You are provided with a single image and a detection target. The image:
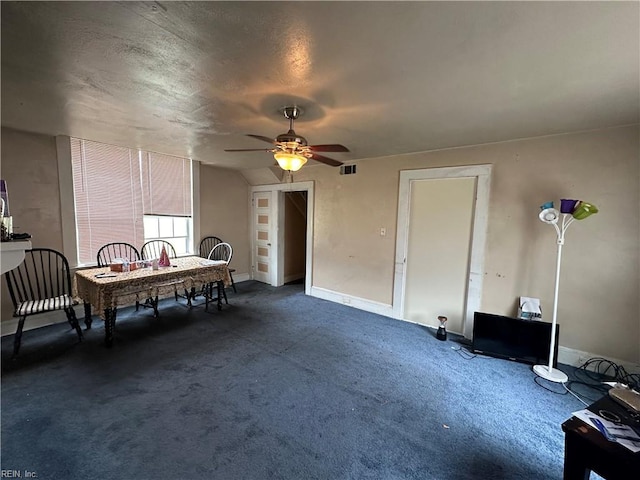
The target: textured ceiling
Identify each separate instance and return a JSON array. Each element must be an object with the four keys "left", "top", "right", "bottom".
[{"left": 1, "top": 1, "right": 638, "bottom": 170}]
